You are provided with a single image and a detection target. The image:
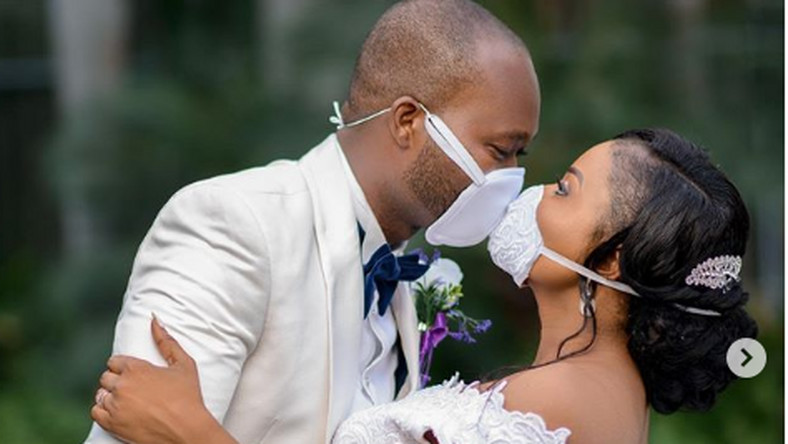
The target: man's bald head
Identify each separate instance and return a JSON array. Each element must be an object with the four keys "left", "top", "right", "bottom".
[{"left": 345, "top": 0, "right": 529, "bottom": 119}]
